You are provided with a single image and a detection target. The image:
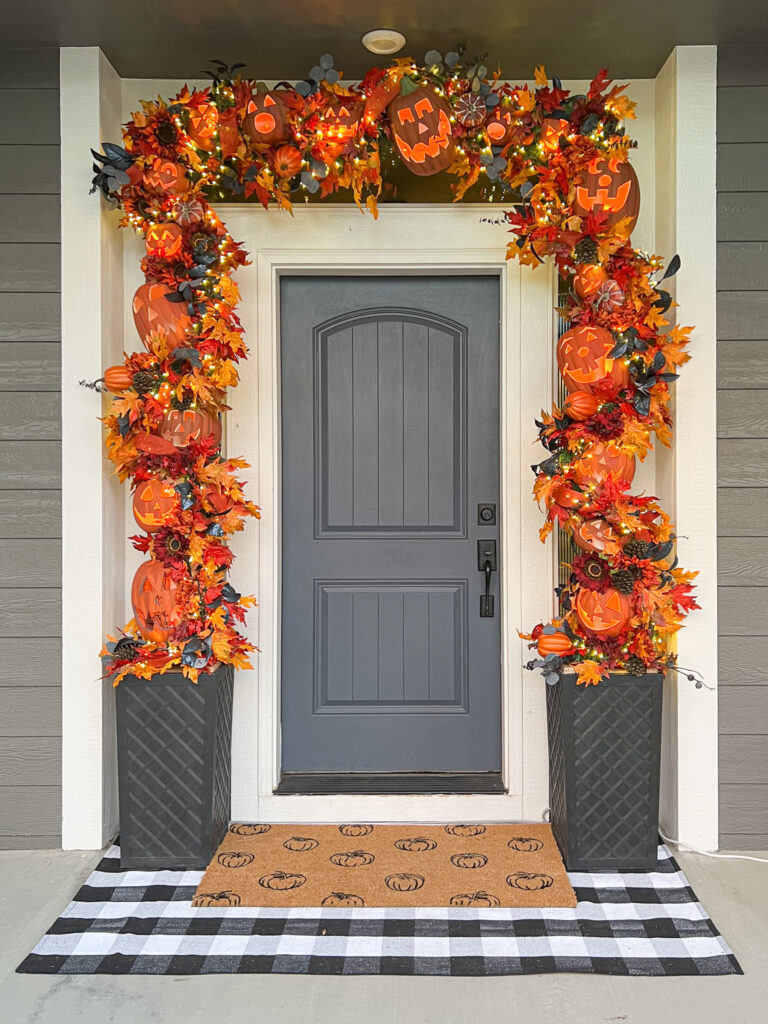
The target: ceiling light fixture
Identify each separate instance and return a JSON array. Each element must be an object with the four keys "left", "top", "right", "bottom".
[{"left": 362, "top": 29, "right": 406, "bottom": 55}]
